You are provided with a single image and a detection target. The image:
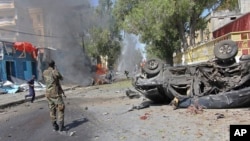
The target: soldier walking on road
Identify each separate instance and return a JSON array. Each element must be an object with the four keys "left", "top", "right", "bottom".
[{"left": 43, "top": 60, "right": 66, "bottom": 132}]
